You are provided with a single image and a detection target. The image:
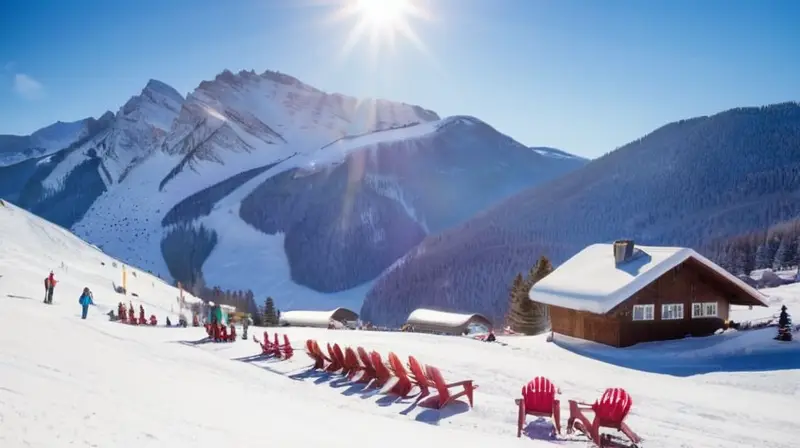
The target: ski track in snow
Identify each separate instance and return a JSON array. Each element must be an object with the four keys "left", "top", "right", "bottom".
[{"left": 2, "top": 201, "right": 800, "bottom": 447}]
